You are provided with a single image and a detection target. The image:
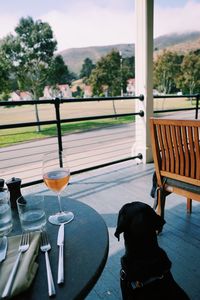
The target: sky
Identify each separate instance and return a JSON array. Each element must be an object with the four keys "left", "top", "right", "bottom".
[{"left": 0, "top": 0, "right": 200, "bottom": 52}]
